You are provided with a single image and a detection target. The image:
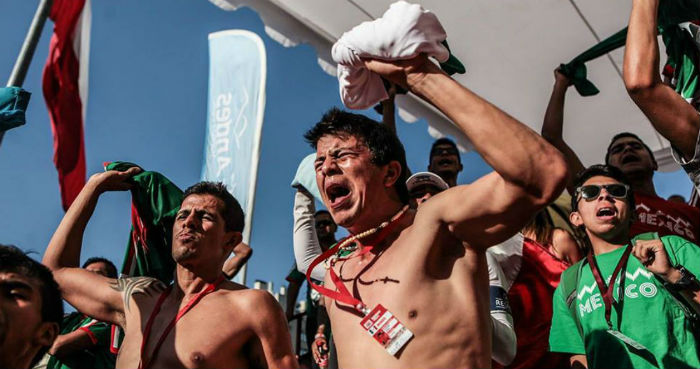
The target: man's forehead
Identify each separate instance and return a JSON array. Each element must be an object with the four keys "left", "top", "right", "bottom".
[
  {"left": 610, "top": 136, "right": 643, "bottom": 148},
  {"left": 583, "top": 175, "right": 622, "bottom": 186},
  {"left": 180, "top": 194, "right": 223, "bottom": 211},
  {"left": 316, "top": 135, "right": 365, "bottom": 152}
]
